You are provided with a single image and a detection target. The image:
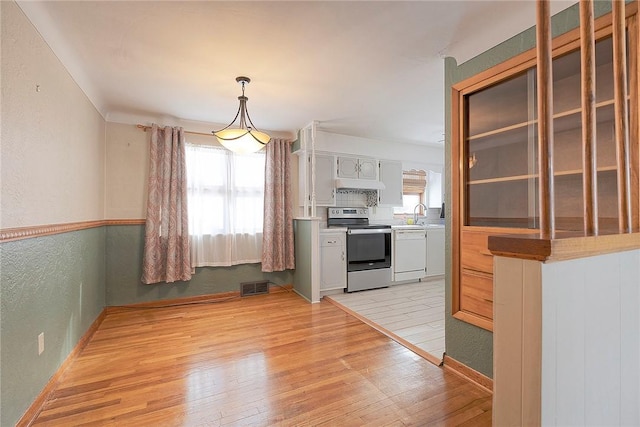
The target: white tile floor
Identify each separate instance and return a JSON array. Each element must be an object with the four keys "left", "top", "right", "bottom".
[{"left": 325, "top": 279, "right": 445, "bottom": 361}]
